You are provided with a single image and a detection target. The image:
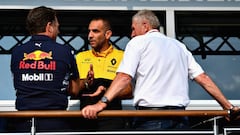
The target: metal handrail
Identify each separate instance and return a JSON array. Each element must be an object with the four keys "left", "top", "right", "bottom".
[
  {"left": 0, "top": 110, "right": 229, "bottom": 135},
  {"left": 0, "top": 110, "right": 228, "bottom": 117}
]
